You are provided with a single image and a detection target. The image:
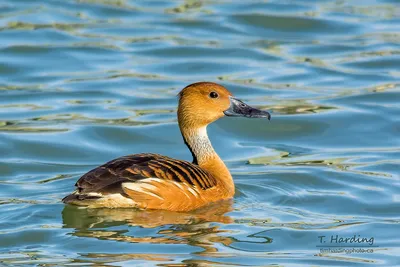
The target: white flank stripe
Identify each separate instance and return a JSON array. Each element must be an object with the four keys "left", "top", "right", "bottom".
[
  {"left": 187, "top": 187, "right": 198, "bottom": 197},
  {"left": 174, "top": 181, "right": 185, "bottom": 190},
  {"left": 122, "top": 181, "right": 164, "bottom": 200},
  {"left": 86, "top": 192, "right": 103, "bottom": 197}
]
